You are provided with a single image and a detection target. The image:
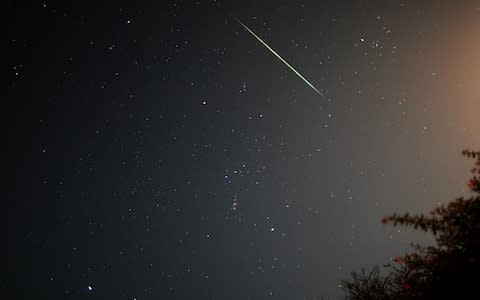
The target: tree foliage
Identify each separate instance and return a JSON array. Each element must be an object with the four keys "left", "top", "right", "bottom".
[{"left": 342, "top": 149, "right": 480, "bottom": 299}]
